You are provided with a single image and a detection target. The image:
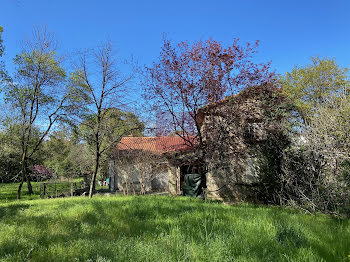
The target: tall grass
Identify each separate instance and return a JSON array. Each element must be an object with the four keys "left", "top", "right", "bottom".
[{"left": 0, "top": 195, "right": 349, "bottom": 261}]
